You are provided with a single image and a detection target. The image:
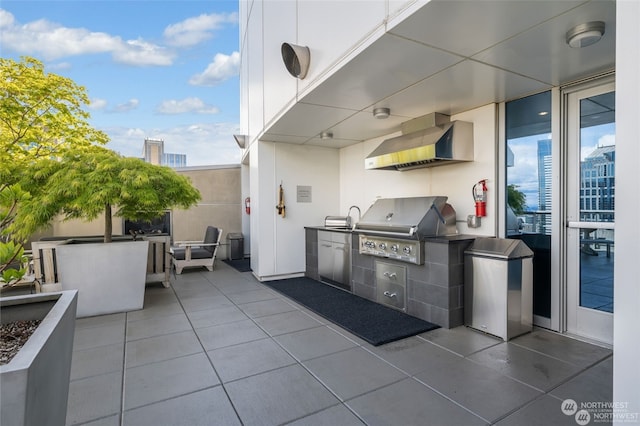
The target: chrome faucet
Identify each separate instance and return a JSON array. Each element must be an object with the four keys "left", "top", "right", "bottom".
[{"left": 347, "top": 205, "right": 361, "bottom": 229}]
